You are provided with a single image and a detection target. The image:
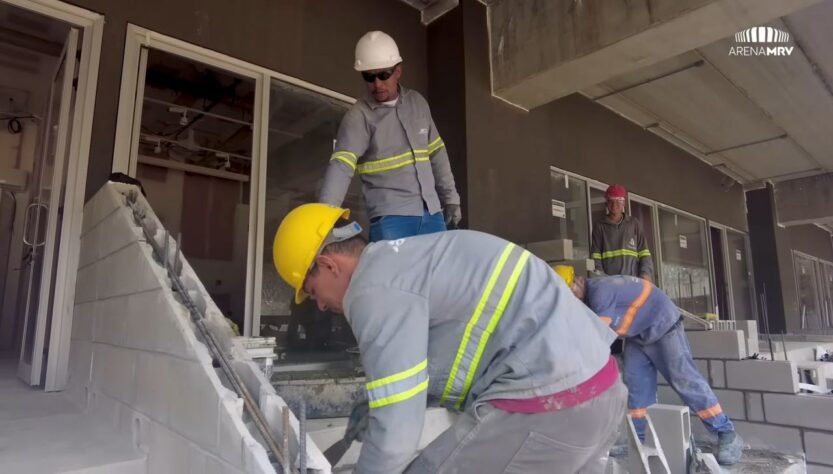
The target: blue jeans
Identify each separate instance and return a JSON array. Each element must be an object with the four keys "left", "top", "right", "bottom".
[
  {"left": 369, "top": 209, "right": 446, "bottom": 242},
  {"left": 625, "top": 321, "right": 734, "bottom": 439}
]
